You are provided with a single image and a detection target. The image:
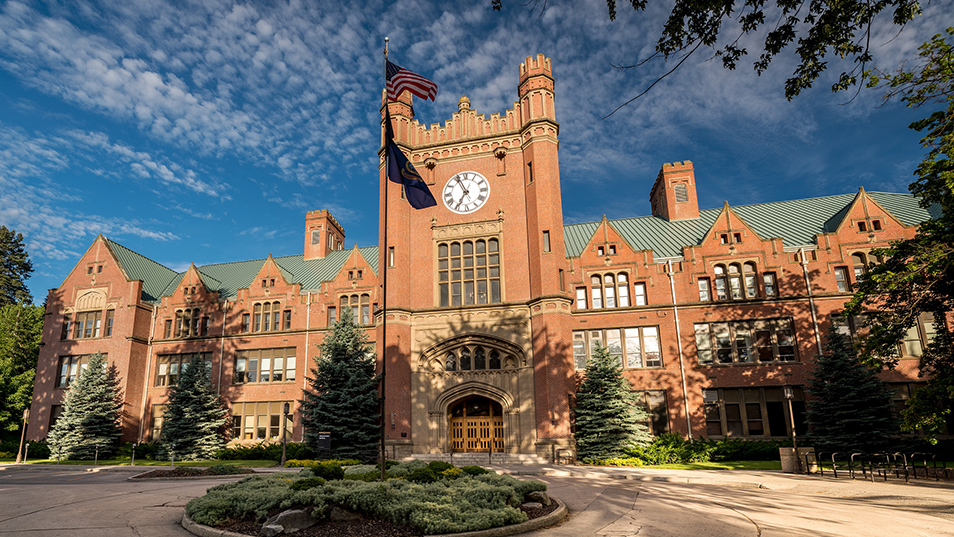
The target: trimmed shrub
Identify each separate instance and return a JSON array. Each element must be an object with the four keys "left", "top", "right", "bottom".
[
  {"left": 310, "top": 464, "right": 345, "bottom": 481},
  {"left": 385, "top": 460, "right": 428, "bottom": 477},
  {"left": 461, "top": 465, "right": 490, "bottom": 476},
  {"left": 289, "top": 477, "right": 326, "bottom": 491},
  {"left": 208, "top": 464, "right": 250, "bottom": 475},
  {"left": 284, "top": 458, "right": 360, "bottom": 468},
  {"left": 407, "top": 467, "right": 439, "bottom": 483},
  {"left": 217, "top": 442, "right": 316, "bottom": 462},
  {"left": 427, "top": 460, "right": 453, "bottom": 472},
  {"left": 442, "top": 467, "right": 463, "bottom": 479}
]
